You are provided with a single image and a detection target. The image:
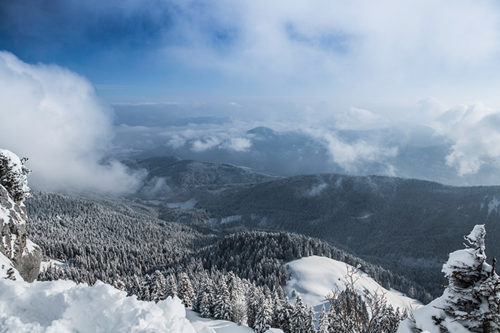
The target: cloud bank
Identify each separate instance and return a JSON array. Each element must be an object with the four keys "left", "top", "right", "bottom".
[{"left": 0, "top": 52, "right": 142, "bottom": 193}]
